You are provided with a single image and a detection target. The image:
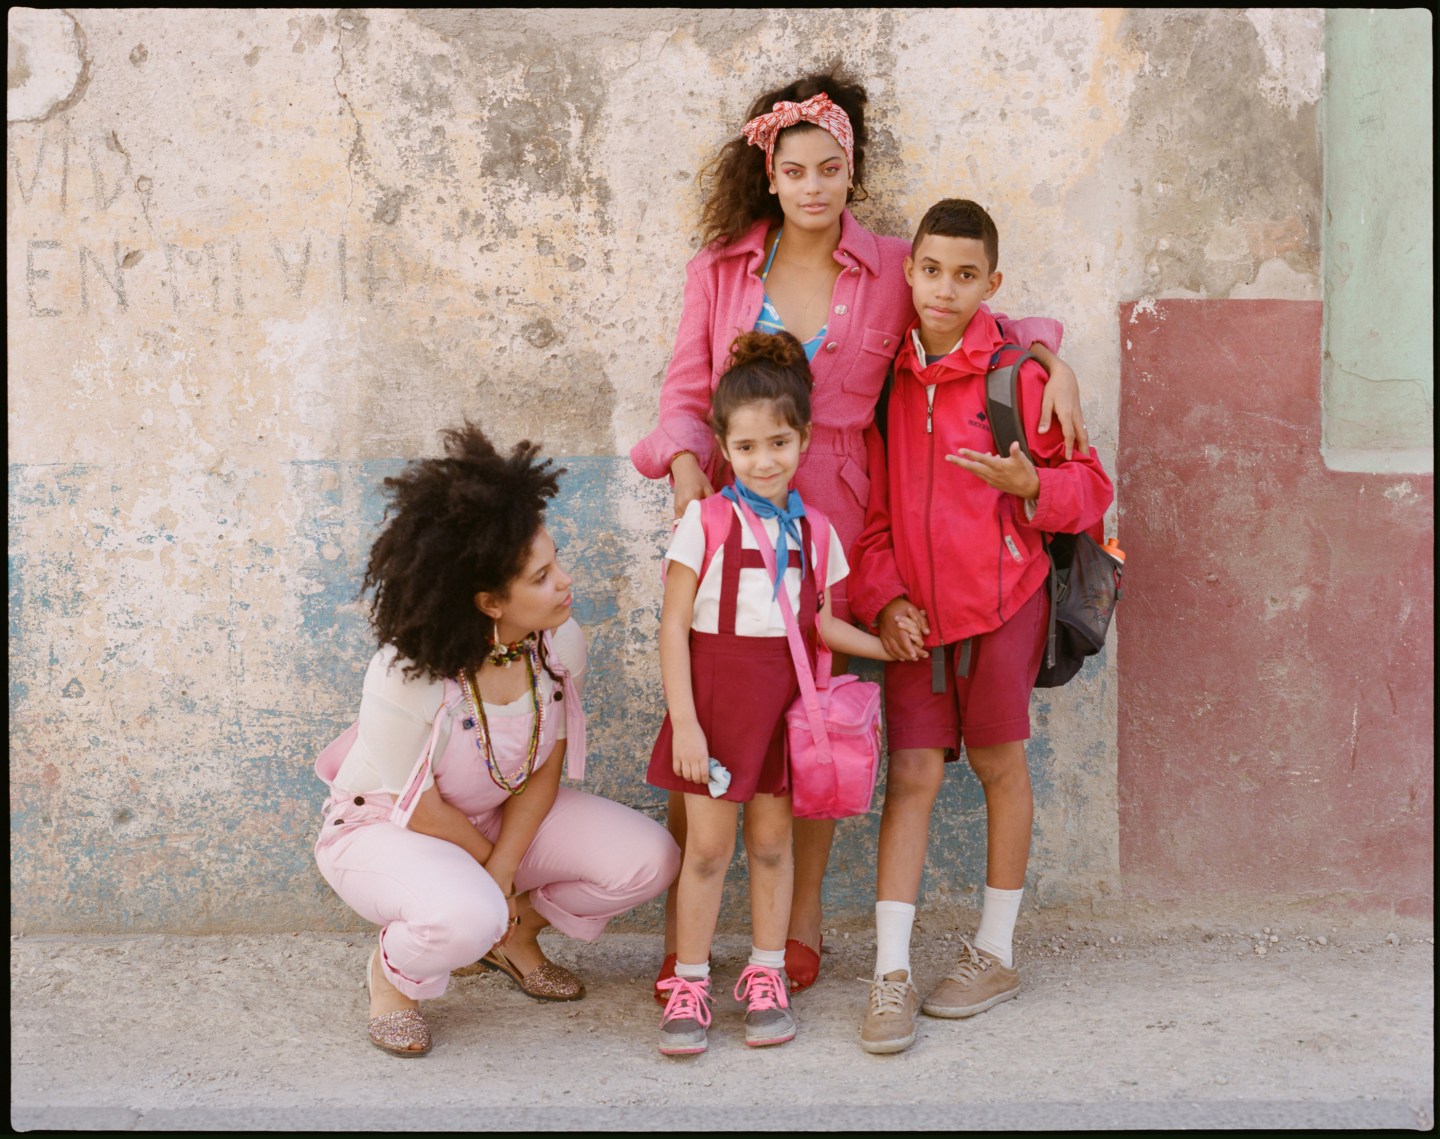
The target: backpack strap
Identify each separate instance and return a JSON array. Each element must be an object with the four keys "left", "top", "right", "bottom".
[
  {"left": 874, "top": 362, "right": 895, "bottom": 444},
  {"left": 984, "top": 342, "right": 1059, "bottom": 671},
  {"left": 697, "top": 492, "right": 735, "bottom": 585},
  {"left": 806, "top": 503, "right": 831, "bottom": 613},
  {"left": 984, "top": 342, "right": 1041, "bottom": 464}
]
